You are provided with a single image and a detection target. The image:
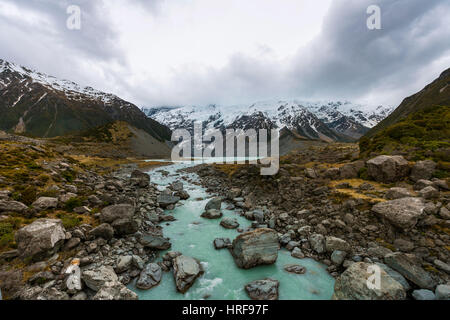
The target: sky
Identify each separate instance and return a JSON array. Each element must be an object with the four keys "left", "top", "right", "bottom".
[{"left": 0, "top": 0, "right": 449, "bottom": 108}]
